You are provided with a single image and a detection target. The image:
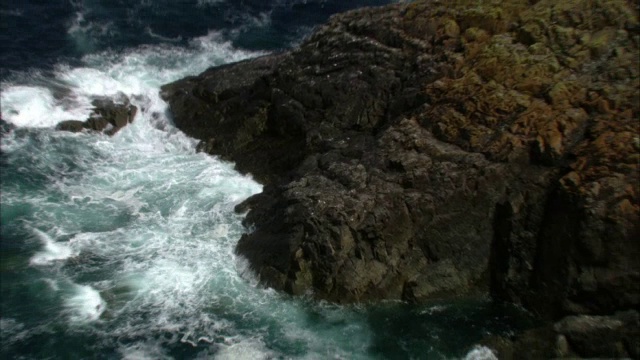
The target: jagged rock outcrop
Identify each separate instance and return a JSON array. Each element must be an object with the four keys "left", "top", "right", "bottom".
[
  {"left": 56, "top": 93, "right": 137, "bottom": 135},
  {"left": 162, "top": 0, "right": 639, "bottom": 356}
]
